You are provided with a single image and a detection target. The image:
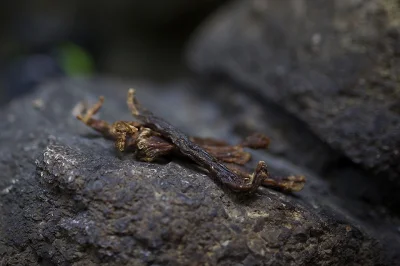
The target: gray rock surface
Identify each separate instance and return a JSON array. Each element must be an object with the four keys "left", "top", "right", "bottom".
[
  {"left": 188, "top": 0, "right": 400, "bottom": 187},
  {"left": 0, "top": 78, "right": 391, "bottom": 265}
]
